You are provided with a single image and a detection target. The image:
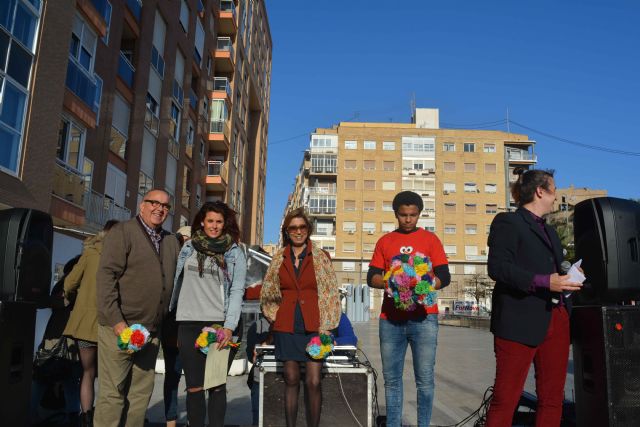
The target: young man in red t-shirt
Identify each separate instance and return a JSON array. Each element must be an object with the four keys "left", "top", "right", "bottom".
[{"left": 367, "top": 191, "right": 450, "bottom": 427}]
